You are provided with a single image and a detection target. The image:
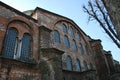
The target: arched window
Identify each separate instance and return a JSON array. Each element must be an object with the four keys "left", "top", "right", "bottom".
[
  {"left": 20, "top": 34, "right": 31, "bottom": 61},
  {"left": 76, "top": 33, "right": 81, "bottom": 40},
  {"left": 66, "top": 56, "right": 72, "bottom": 71},
  {"left": 72, "top": 40, "right": 77, "bottom": 51},
  {"left": 83, "top": 60, "right": 88, "bottom": 71},
  {"left": 62, "top": 24, "right": 67, "bottom": 33},
  {"left": 53, "top": 30, "right": 60, "bottom": 43},
  {"left": 2, "top": 28, "right": 18, "bottom": 59},
  {"left": 85, "top": 46, "right": 89, "bottom": 55},
  {"left": 64, "top": 35, "right": 70, "bottom": 48},
  {"left": 78, "top": 43, "right": 83, "bottom": 54},
  {"left": 70, "top": 26, "right": 74, "bottom": 37},
  {"left": 75, "top": 59, "right": 81, "bottom": 71}
]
